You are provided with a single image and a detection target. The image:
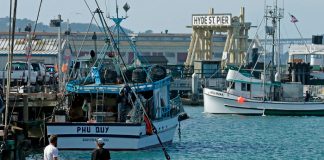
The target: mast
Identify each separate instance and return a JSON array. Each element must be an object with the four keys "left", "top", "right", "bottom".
[
  {"left": 58, "top": 15, "right": 62, "bottom": 93},
  {"left": 4, "top": 0, "right": 17, "bottom": 139},
  {"left": 263, "top": 0, "right": 284, "bottom": 100},
  {"left": 277, "top": 4, "right": 284, "bottom": 79}
]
